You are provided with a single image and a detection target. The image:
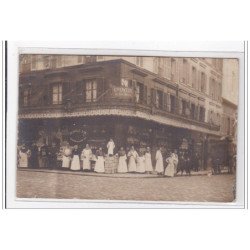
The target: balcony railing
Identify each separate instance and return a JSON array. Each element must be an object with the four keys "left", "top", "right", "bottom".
[{"left": 19, "top": 96, "right": 220, "bottom": 131}]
